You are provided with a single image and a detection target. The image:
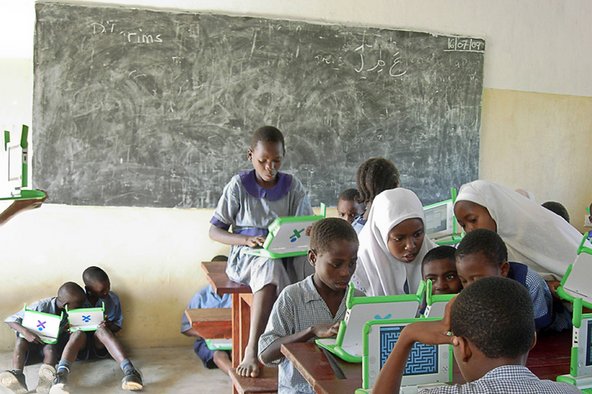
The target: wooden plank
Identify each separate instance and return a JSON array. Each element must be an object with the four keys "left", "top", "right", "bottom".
[
  {"left": 228, "top": 366, "right": 278, "bottom": 394},
  {"left": 201, "top": 260, "right": 227, "bottom": 275},
  {"left": 185, "top": 308, "right": 232, "bottom": 339},
  {"left": 206, "top": 272, "right": 251, "bottom": 296}
]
